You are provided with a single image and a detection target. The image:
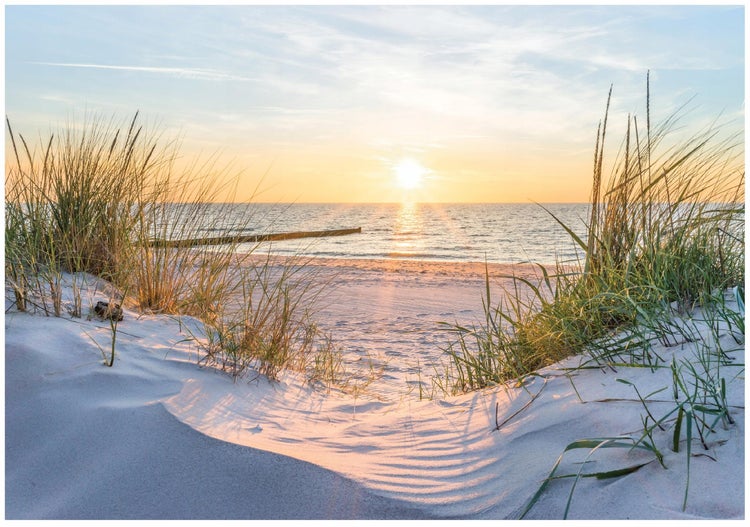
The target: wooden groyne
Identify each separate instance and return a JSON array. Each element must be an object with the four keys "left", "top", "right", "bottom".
[{"left": 149, "top": 227, "right": 362, "bottom": 248}]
